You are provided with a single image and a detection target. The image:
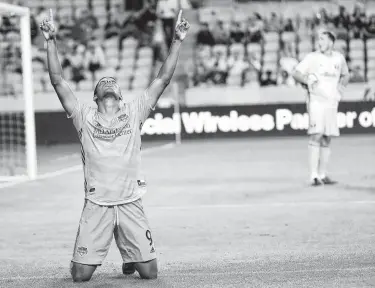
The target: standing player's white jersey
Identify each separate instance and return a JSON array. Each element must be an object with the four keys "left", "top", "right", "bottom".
[{"left": 295, "top": 51, "right": 349, "bottom": 105}]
